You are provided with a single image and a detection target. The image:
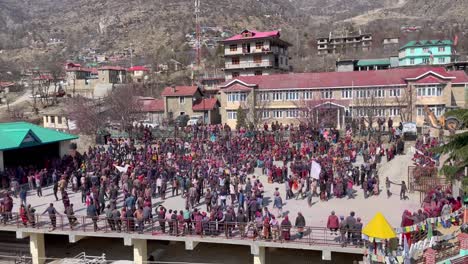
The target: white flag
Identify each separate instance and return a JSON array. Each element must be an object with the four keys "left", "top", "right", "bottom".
[{"left": 310, "top": 161, "right": 321, "bottom": 180}]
